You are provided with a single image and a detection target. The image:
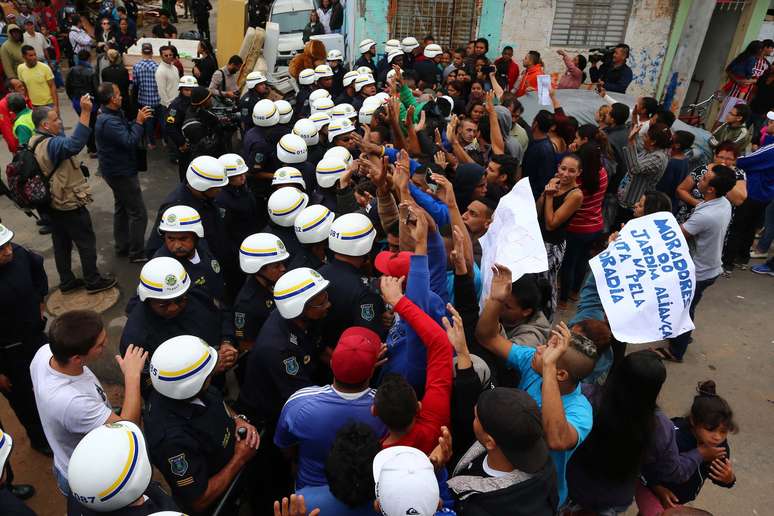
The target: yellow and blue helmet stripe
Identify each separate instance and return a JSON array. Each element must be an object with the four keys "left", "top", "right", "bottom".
[
  {"left": 341, "top": 224, "right": 375, "bottom": 240},
  {"left": 178, "top": 216, "right": 201, "bottom": 227},
  {"left": 274, "top": 278, "right": 317, "bottom": 300},
  {"left": 299, "top": 210, "right": 332, "bottom": 232},
  {"left": 240, "top": 245, "right": 280, "bottom": 258},
  {"left": 0, "top": 430, "right": 6, "bottom": 449},
  {"left": 157, "top": 349, "right": 213, "bottom": 382},
  {"left": 139, "top": 275, "right": 164, "bottom": 293},
  {"left": 98, "top": 430, "right": 139, "bottom": 502},
  {"left": 189, "top": 164, "right": 225, "bottom": 182},
  {"left": 271, "top": 196, "right": 305, "bottom": 216},
  {"left": 316, "top": 164, "right": 346, "bottom": 175}
]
